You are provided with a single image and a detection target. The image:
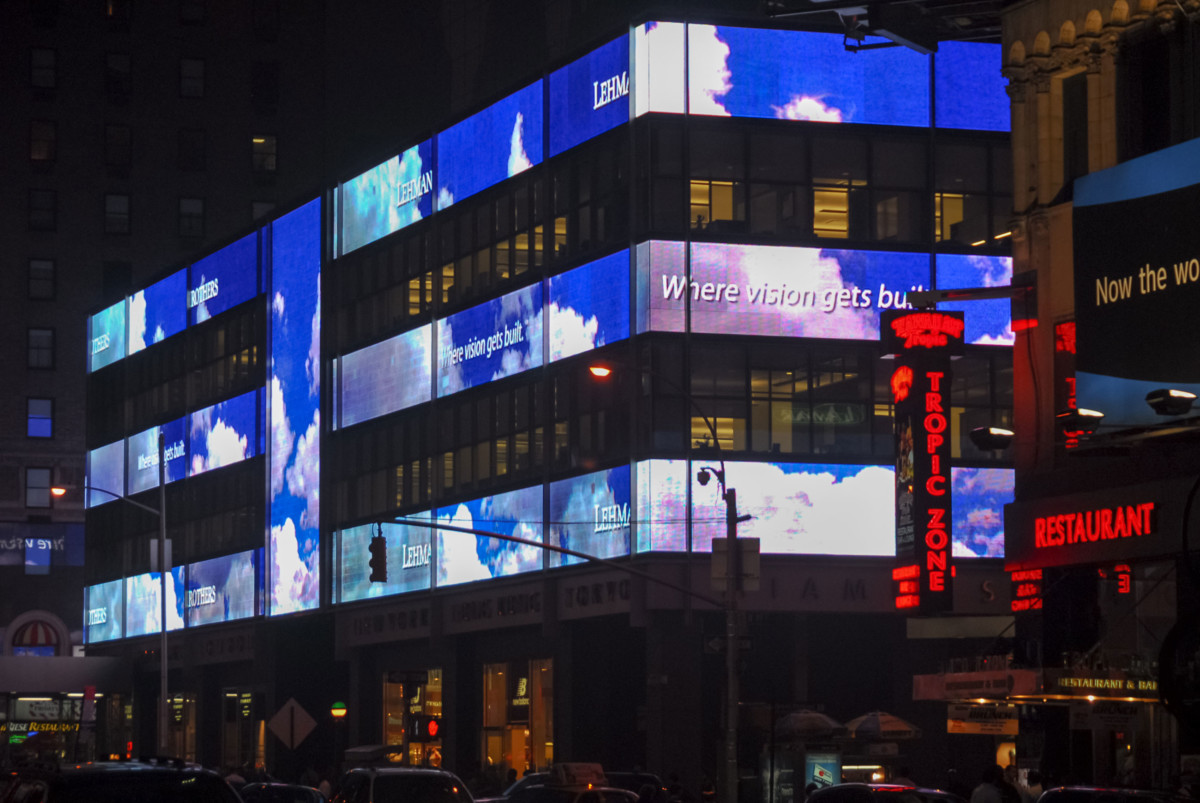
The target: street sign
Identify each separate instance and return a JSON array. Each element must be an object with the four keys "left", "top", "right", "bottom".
[
  {"left": 710, "top": 537, "right": 761, "bottom": 592},
  {"left": 268, "top": 698, "right": 316, "bottom": 750}
]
